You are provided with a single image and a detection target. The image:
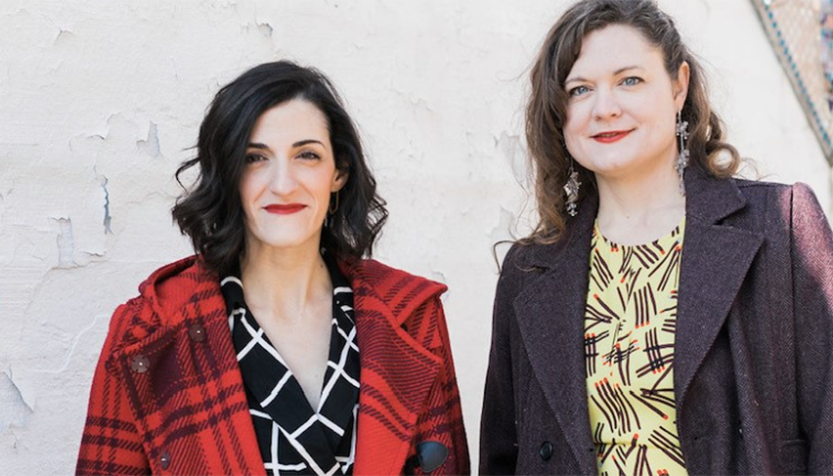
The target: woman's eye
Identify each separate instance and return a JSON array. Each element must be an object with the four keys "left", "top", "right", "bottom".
[
  {"left": 245, "top": 153, "right": 266, "bottom": 163},
  {"left": 622, "top": 77, "right": 642, "bottom": 86},
  {"left": 569, "top": 85, "right": 590, "bottom": 97},
  {"left": 298, "top": 151, "right": 321, "bottom": 160}
]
